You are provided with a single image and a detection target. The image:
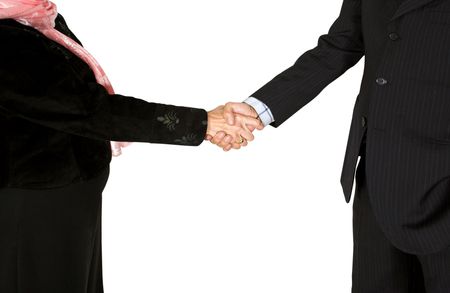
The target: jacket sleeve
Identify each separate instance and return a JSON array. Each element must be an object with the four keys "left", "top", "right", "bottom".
[
  {"left": 0, "top": 25, "right": 208, "bottom": 146},
  {"left": 251, "top": 0, "right": 364, "bottom": 127}
]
